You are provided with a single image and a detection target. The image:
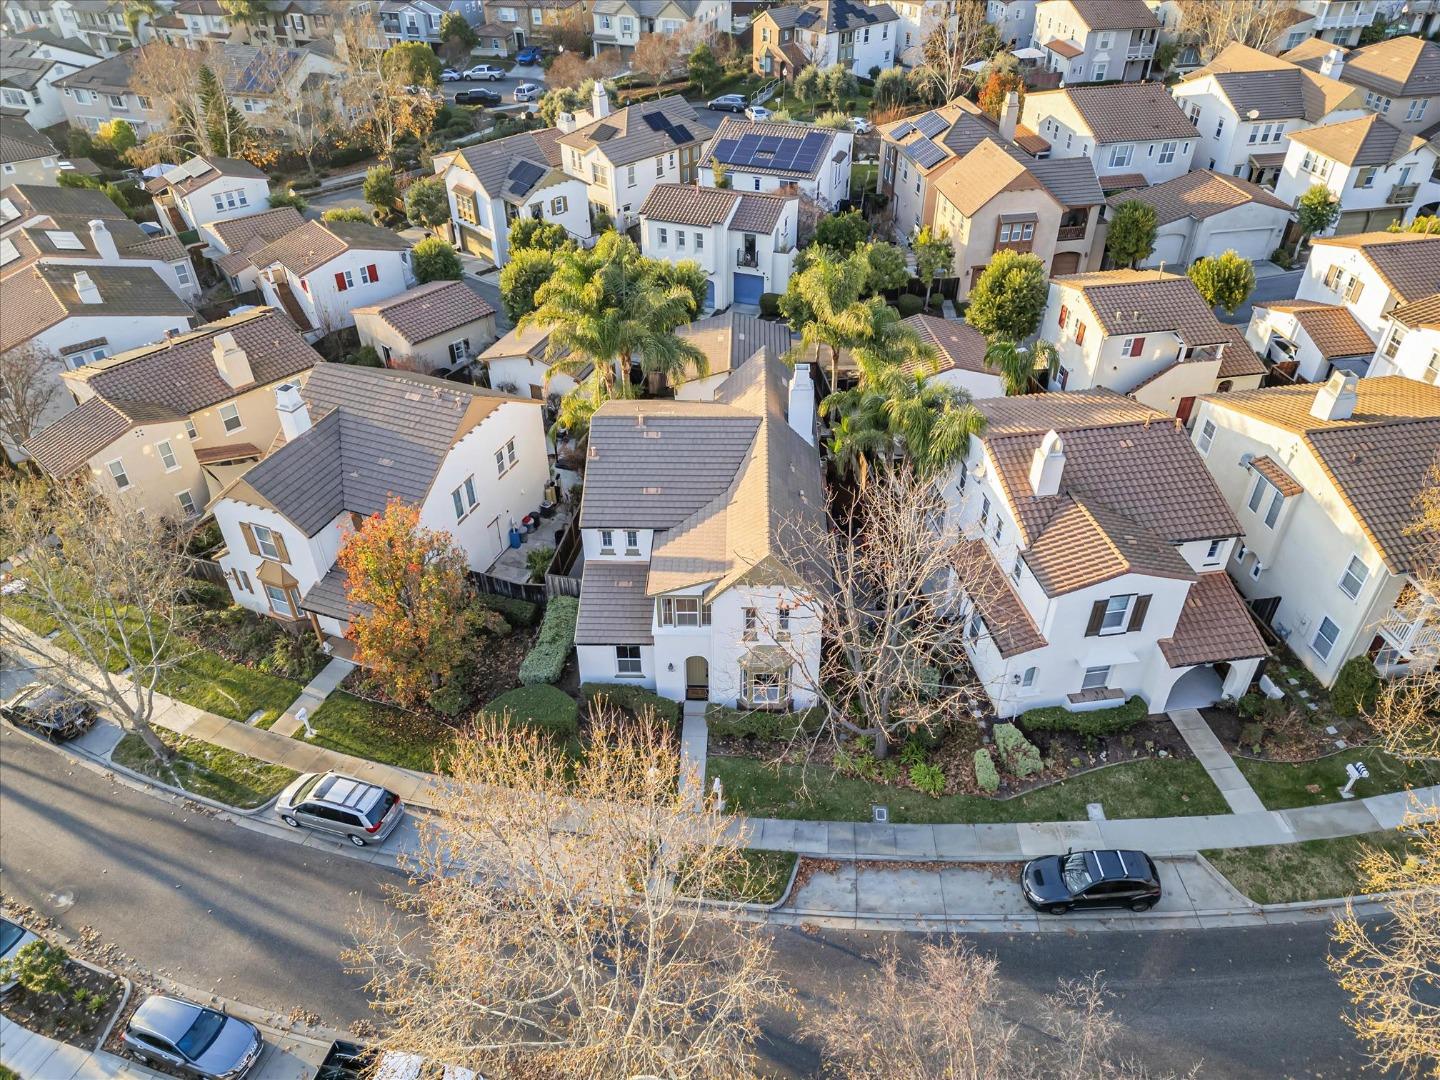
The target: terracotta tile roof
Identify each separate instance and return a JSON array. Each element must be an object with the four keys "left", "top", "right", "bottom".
[
  {"left": 1068, "top": 0, "right": 1159, "bottom": 29},
  {"left": 1388, "top": 292, "right": 1440, "bottom": 330},
  {"left": 1158, "top": 571, "right": 1269, "bottom": 668},
  {"left": 1258, "top": 301, "right": 1376, "bottom": 359},
  {"left": 1023, "top": 496, "right": 1197, "bottom": 595},
  {"left": 1044, "top": 37, "right": 1083, "bottom": 59},
  {"left": 1104, "top": 170, "right": 1292, "bottom": 226},
  {"left": 1033, "top": 82, "right": 1196, "bottom": 144},
  {"left": 247, "top": 219, "right": 411, "bottom": 277},
  {"left": 934, "top": 138, "right": 1049, "bottom": 217},
  {"left": 350, "top": 279, "right": 495, "bottom": 346},
  {"left": 1013, "top": 124, "right": 1050, "bottom": 154},
  {"left": 1311, "top": 233, "right": 1440, "bottom": 306},
  {"left": 1101, "top": 172, "right": 1148, "bottom": 192},
  {"left": 1217, "top": 325, "right": 1266, "bottom": 380},
  {"left": 639, "top": 183, "right": 740, "bottom": 226},
  {"left": 903, "top": 313, "right": 990, "bottom": 377},
  {"left": 1289, "top": 114, "right": 1429, "bottom": 167},
  {"left": 0, "top": 264, "right": 193, "bottom": 352},
  {"left": 956, "top": 539, "right": 1046, "bottom": 657},
  {"left": 1249, "top": 455, "right": 1302, "bottom": 496},
  {"left": 24, "top": 398, "right": 136, "bottom": 477},
  {"left": 730, "top": 192, "right": 792, "bottom": 234},
  {"left": 1056, "top": 269, "right": 1231, "bottom": 346}
]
